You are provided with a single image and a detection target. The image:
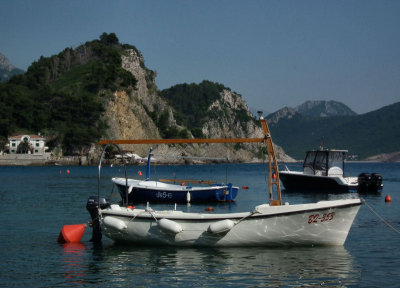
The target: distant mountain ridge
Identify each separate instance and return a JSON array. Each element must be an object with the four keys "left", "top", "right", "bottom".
[
  {"left": 268, "top": 100, "right": 356, "bottom": 124},
  {"left": 295, "top": 100, "right": 357, "bottom": 117},
  {"left": 0, "top": 53, "right": 24, "bottom": 82},
  {"left": 267, "top": 101, "right": 400, "bottom": 160}
]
